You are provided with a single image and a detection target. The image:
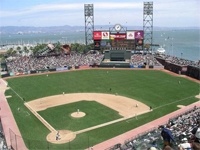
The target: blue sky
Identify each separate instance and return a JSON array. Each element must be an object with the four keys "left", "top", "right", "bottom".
[{"left": 0, "top": 0, "right": 199, "bottom": 27}]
